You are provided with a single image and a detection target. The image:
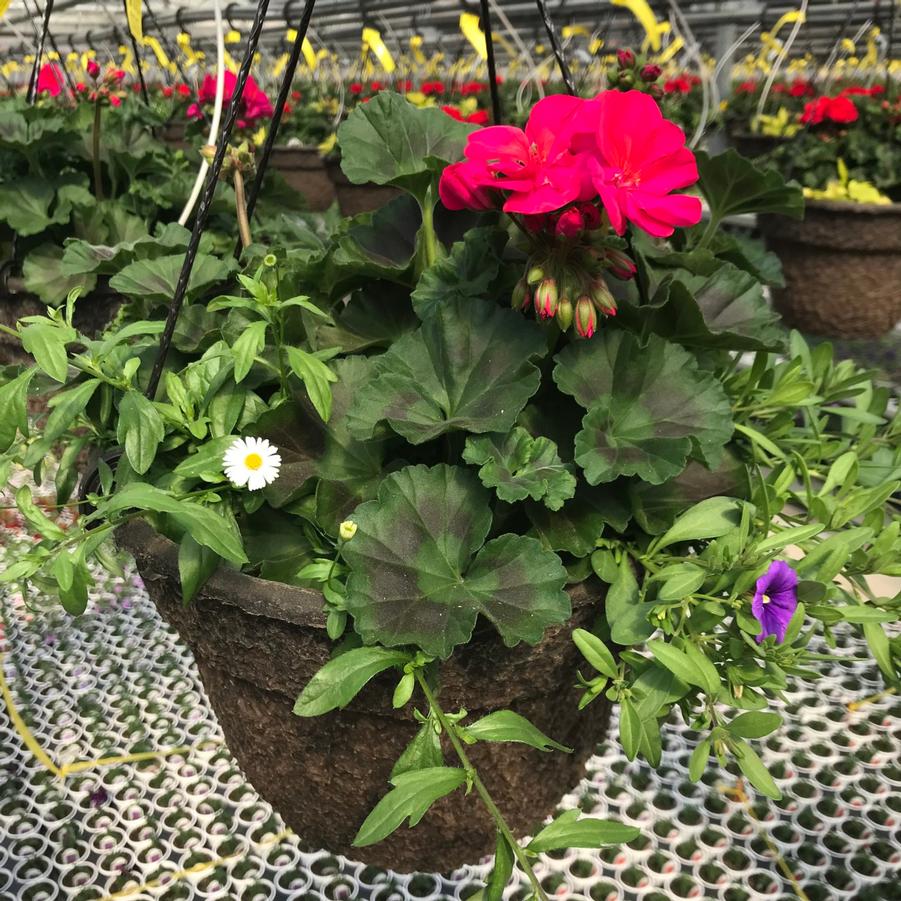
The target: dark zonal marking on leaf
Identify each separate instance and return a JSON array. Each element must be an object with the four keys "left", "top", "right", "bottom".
[
  {"left": 554, "top": 331, "right": 734, "bottom": 485},
  {"left": 342, "top": 464, "right": 570, "bottom": 658},
  {"left": 347, "top": 297, "right": 547, "bottom": 445}
]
